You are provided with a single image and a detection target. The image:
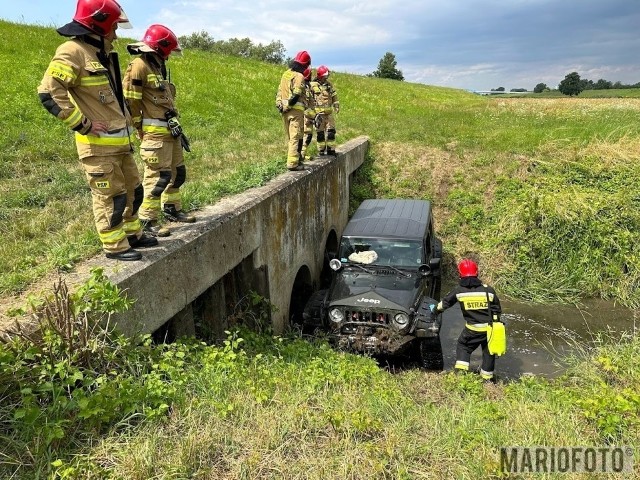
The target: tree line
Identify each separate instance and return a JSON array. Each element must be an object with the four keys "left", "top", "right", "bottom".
[
  {"left": 533, "top": 73, "right": 640, "bottom": 96},
  {"left": 179, "top": 31, "right": 286, "bottom": 64}
]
